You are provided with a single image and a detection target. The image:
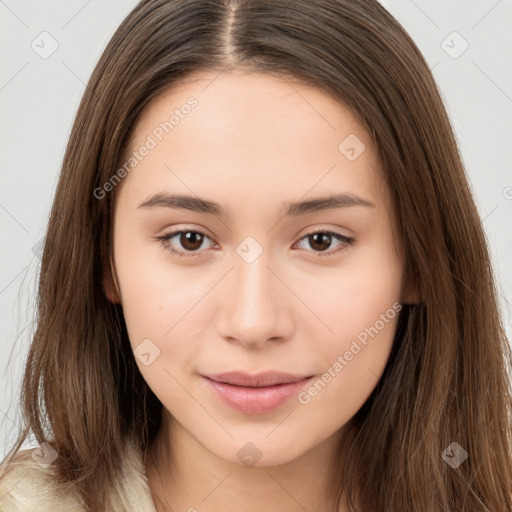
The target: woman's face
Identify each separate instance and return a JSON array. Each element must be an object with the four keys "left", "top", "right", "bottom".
[{"left": 108, "top": 70, "right": 405, "bottom": 467}]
